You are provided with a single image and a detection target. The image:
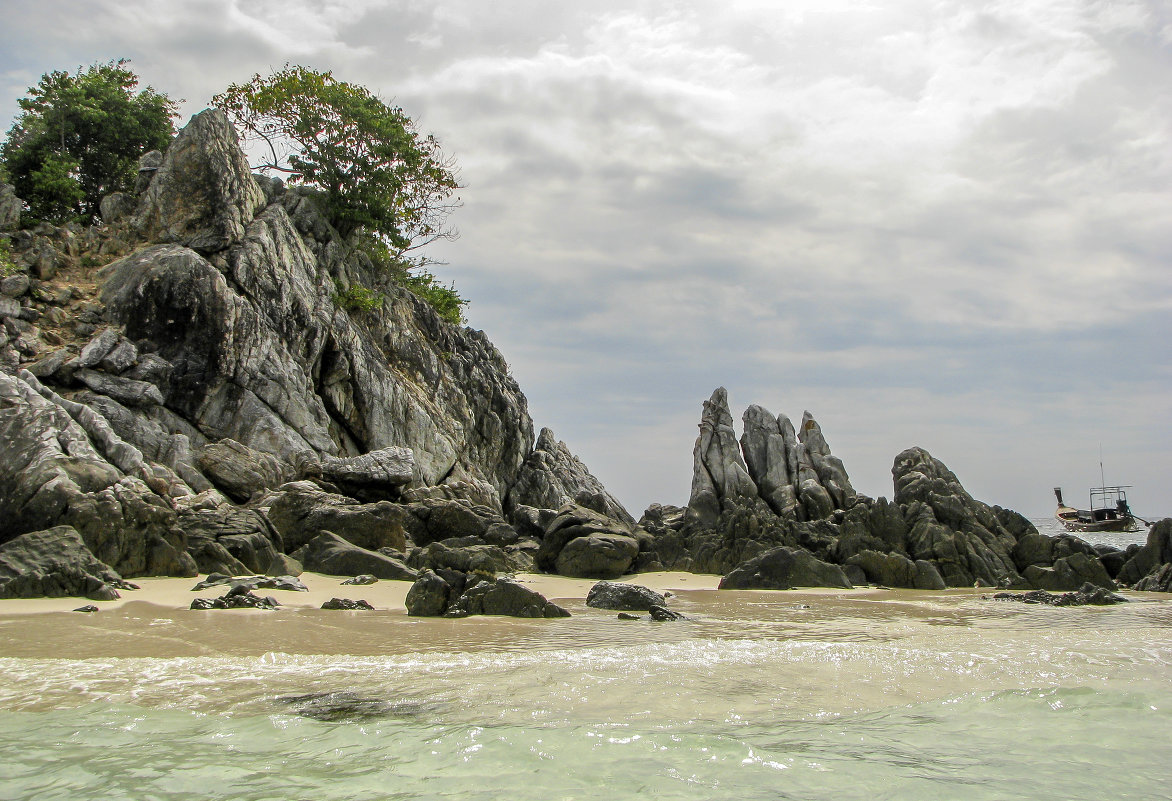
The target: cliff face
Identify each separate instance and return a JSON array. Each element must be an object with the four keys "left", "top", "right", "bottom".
[{"left": 0, "top": 109, "right": 626, "bottom": 594}]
